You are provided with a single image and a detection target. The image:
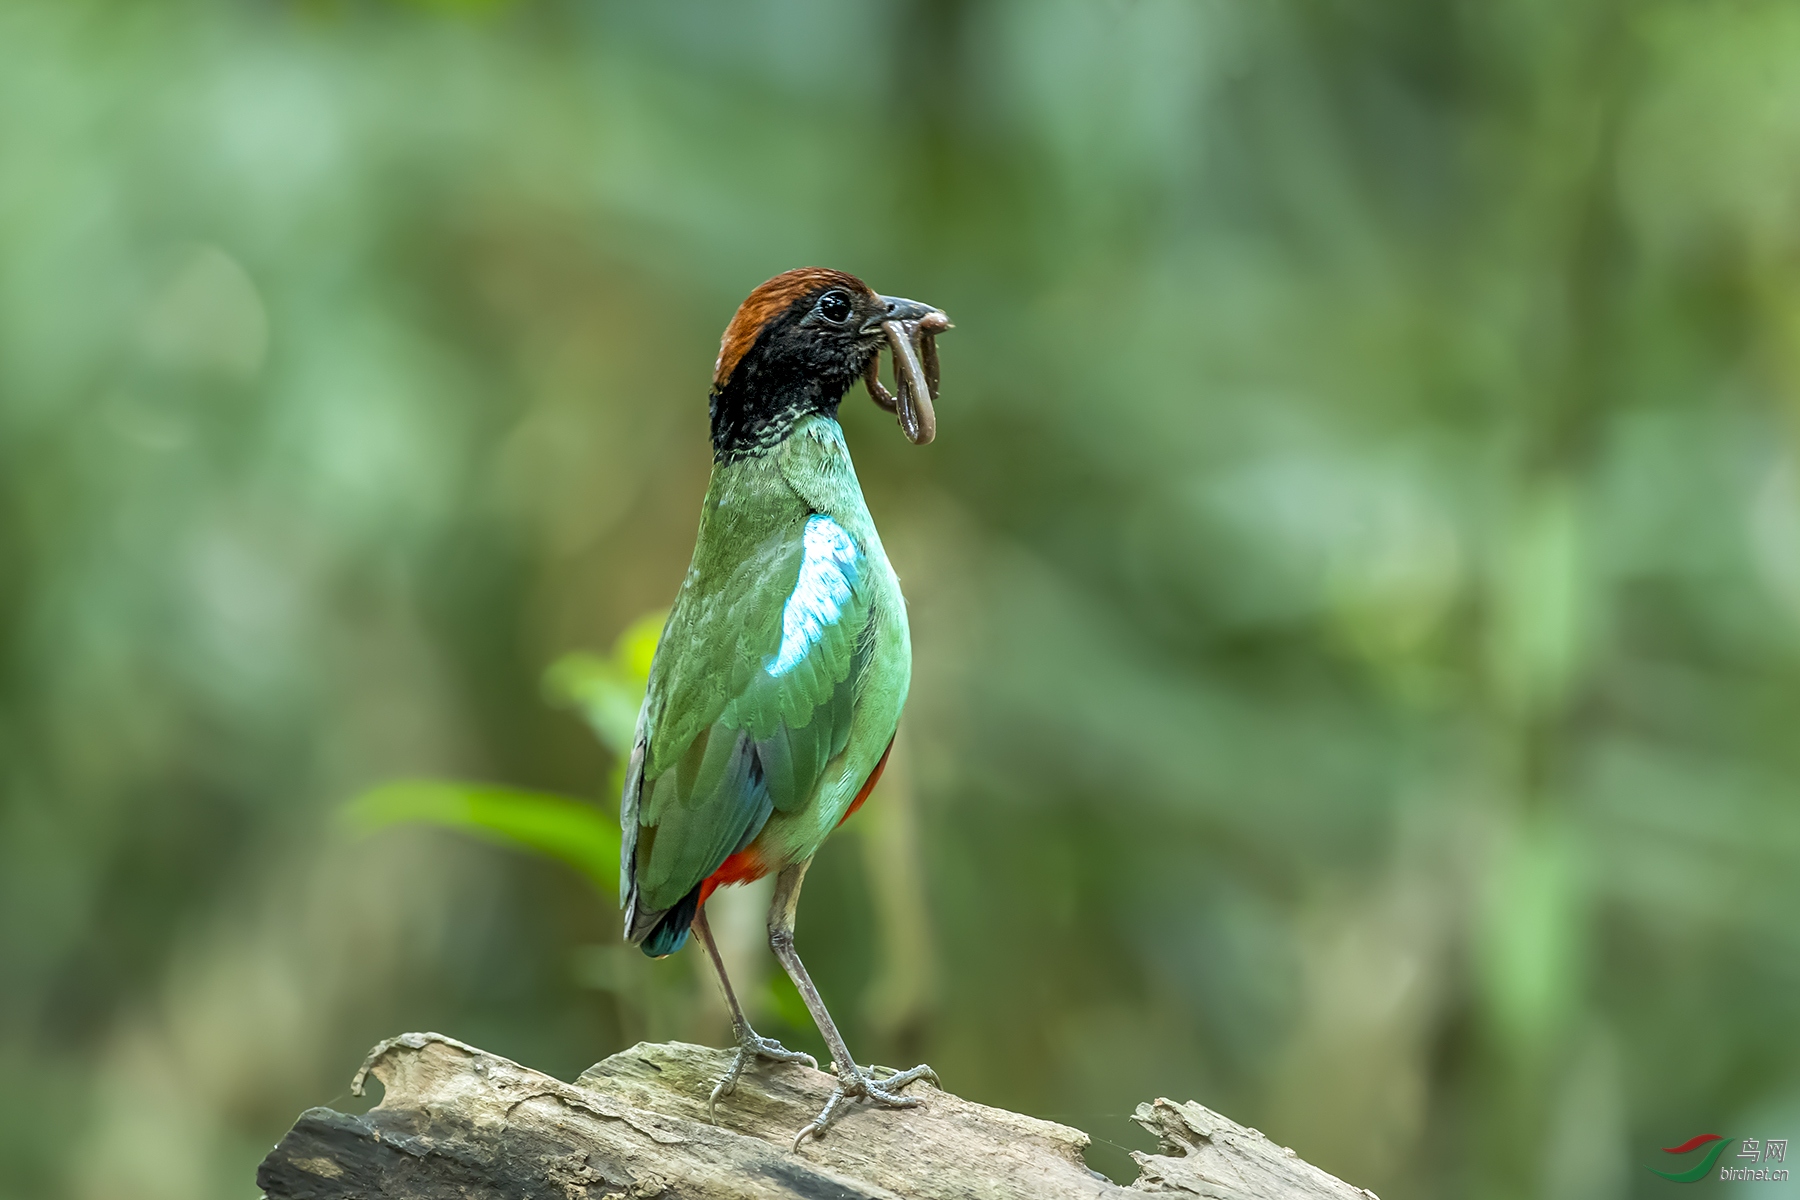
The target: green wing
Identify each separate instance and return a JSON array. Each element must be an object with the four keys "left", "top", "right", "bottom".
[{"left": 622, "top": 512, "right": 872, "bottom": 951}]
